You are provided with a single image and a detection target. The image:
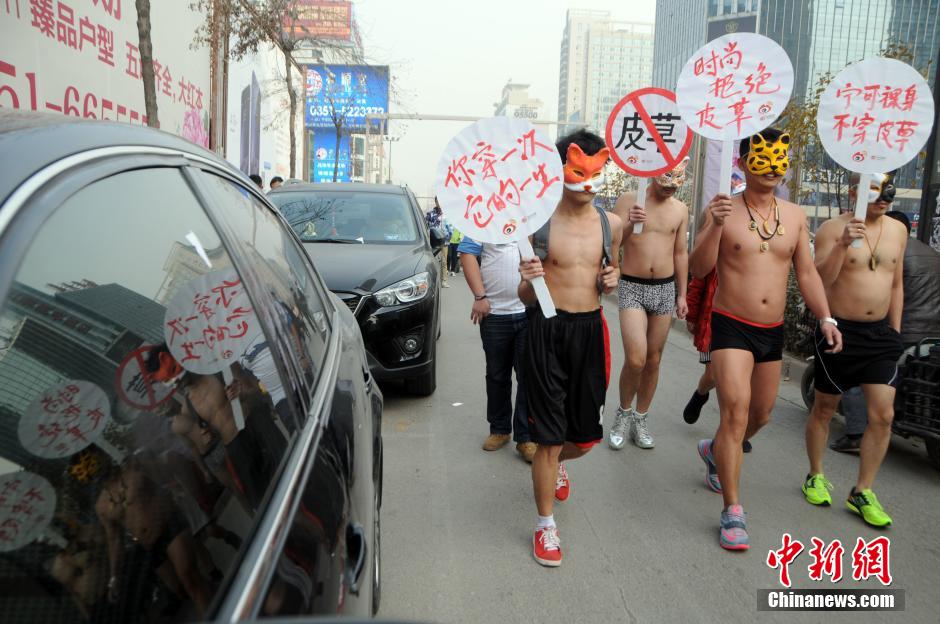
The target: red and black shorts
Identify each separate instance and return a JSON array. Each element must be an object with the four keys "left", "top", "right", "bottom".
[
  {"left": 525, "top": 307, "right": 610, "bottom": 447},
  {"left": 710, "top": 309, "right": 784, "bottom": 363}
]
